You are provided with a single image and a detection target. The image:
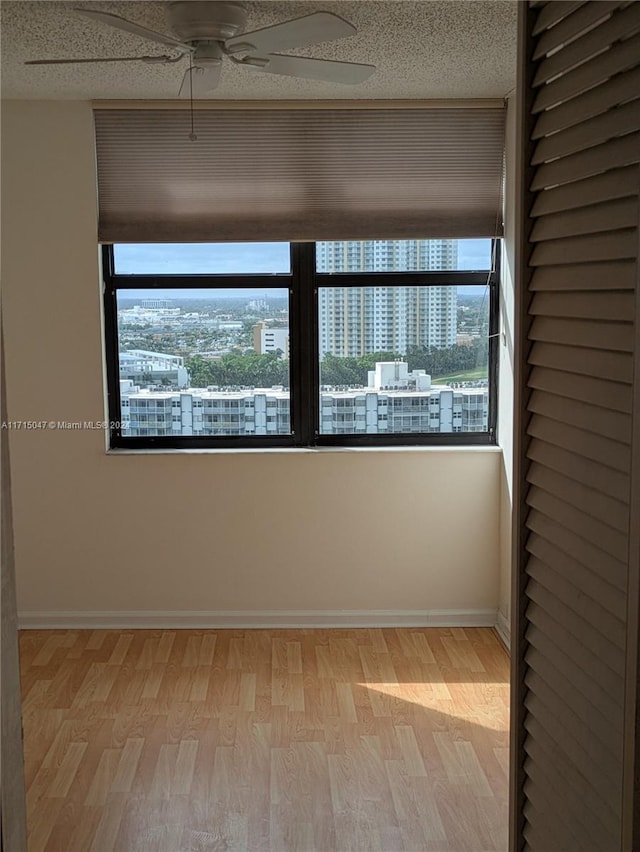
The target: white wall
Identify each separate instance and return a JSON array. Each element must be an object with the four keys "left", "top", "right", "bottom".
[
  {"left": 496, "top": 95, "right": 517, "bottom": 647},
  {"left": 1, "top": 101, "right": 502, "bottom": 625}
]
